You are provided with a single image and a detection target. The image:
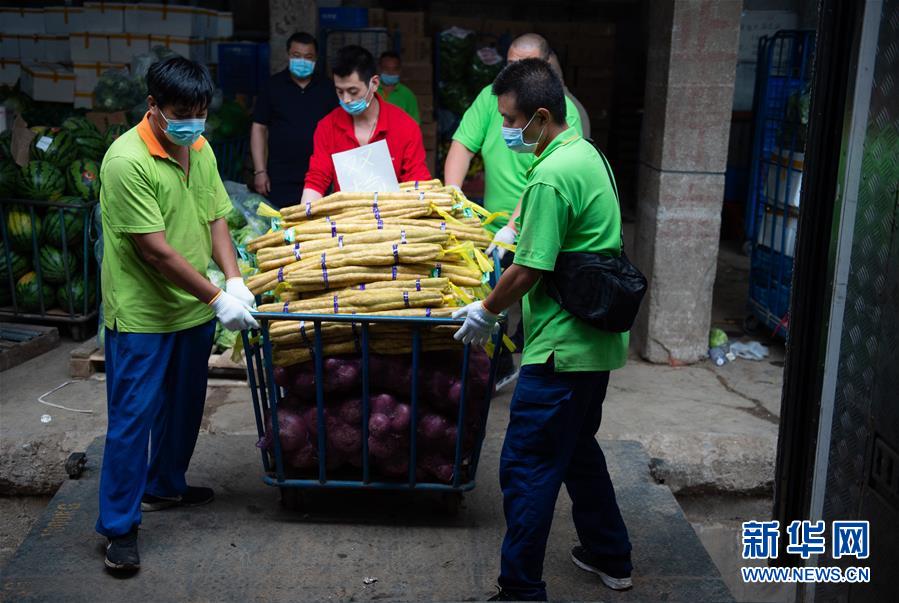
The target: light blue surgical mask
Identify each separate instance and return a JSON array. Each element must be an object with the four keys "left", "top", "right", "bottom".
[
  {"left": 502, "top": 112, "right": 545, "bottom": 154},
  {"left": 339, "top": 80, "right": 374, "bottom": 116},
  {"left": 158, "top": 109, "right": 205, "bottom": 146},
  {"left": 380, "top": 73, "right": 400, "bottom": 86},
  {"left": 289, "top": 58, "right": 315, "bottom": 79}
]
